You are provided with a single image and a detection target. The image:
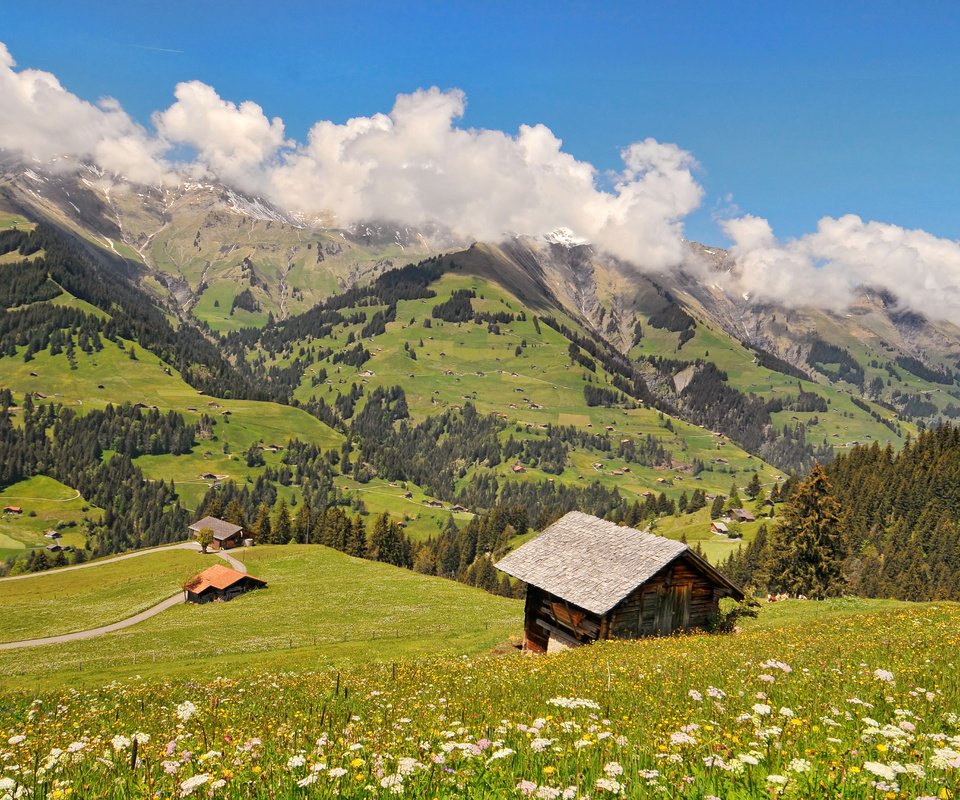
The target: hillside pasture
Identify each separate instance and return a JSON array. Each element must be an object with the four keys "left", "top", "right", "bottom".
[
  {"left": 0, "top": 544, "right": 521, "bottom": 688},
  {"left": 0, "top": 546, "right": 202, "bottom": 642},
  {"left": 0, "top": 476, "right": 99, "bottom": 559}
]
